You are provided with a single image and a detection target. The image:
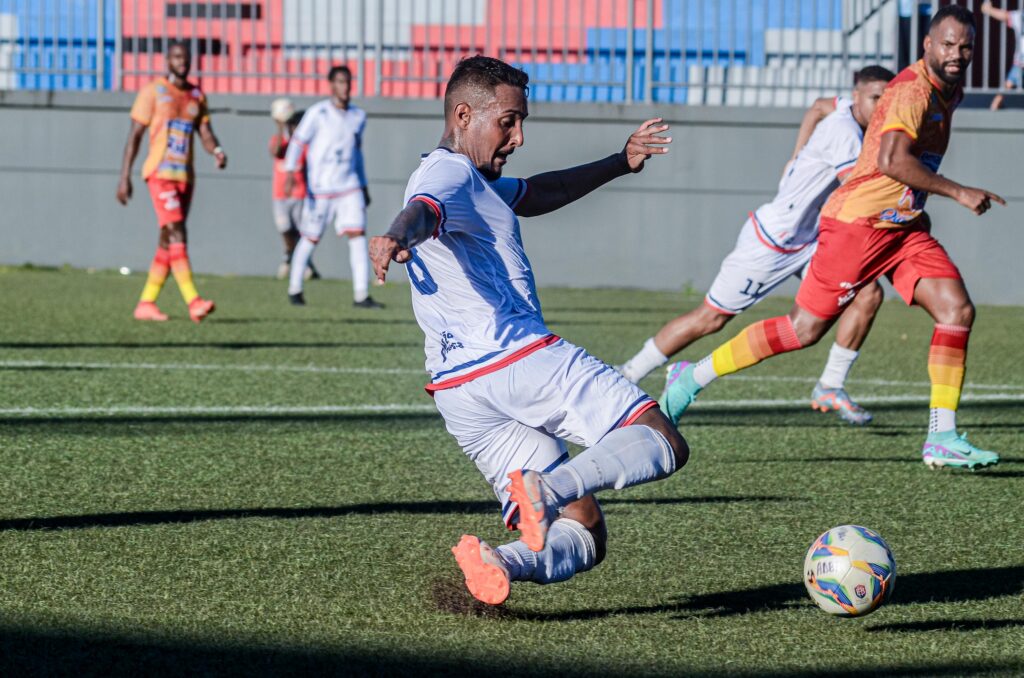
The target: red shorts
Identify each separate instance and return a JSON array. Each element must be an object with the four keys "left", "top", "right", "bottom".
[
  {"left": 146, "top": 178, "right": 194, "bottom": 227},
  {"left": 796, "top": 216, "right": 962, "bottom": 320}
]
